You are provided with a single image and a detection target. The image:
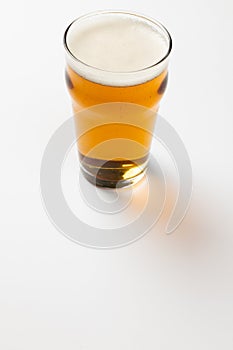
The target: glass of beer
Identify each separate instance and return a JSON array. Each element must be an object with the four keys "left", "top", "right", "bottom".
[{"left": 64, "top": 11, "right": 172, "bottom": 187}]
